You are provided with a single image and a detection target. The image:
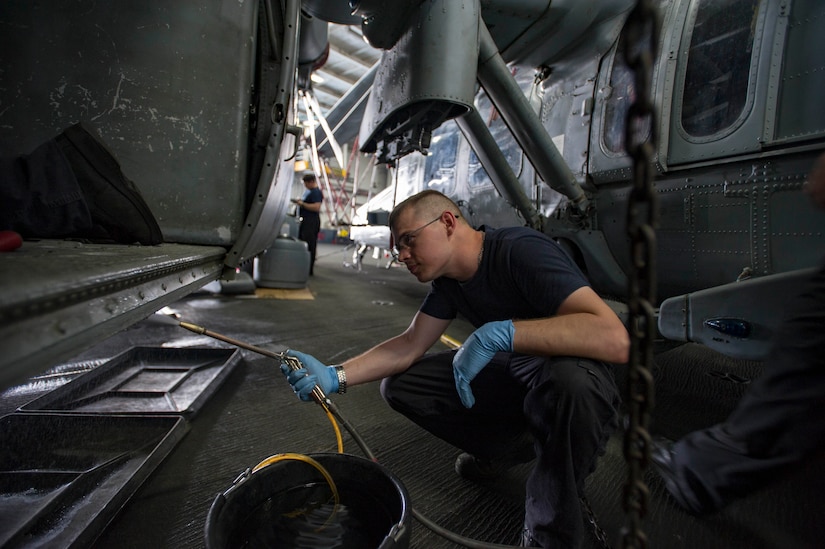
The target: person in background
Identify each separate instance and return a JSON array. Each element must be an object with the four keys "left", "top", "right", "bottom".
[
  {"left": 291, "top": 173, "right": 323, "bottom": 275},
  {"left": 281, "top": 190, "right": 629, "bottom": 547},
  {"left": 651, "top": 151, "right": 825, "bottom": 515}
]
